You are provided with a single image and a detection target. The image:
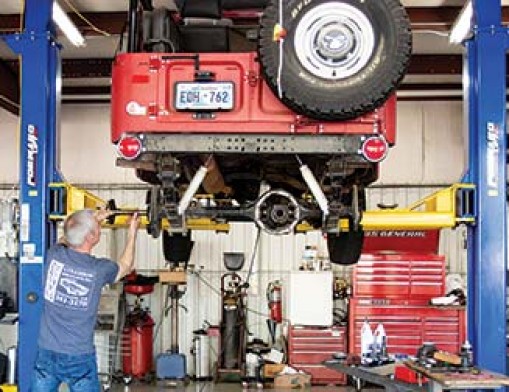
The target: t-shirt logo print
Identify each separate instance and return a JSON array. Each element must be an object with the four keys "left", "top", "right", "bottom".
[
  {"left": 60, "top": 278, "right": 90, "bottom": 297},
  {"left": 45, "top": 259, "right": 95, "bottom": 310},
  {"left": 45, "top": 259, "right": 64, "bottom": 302}
]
